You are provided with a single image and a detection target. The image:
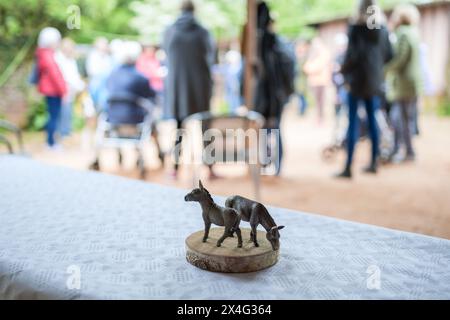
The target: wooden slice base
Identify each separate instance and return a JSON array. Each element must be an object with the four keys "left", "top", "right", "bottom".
[{"left": 185, "top": 227, "right": 279, "bottom": 273}]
